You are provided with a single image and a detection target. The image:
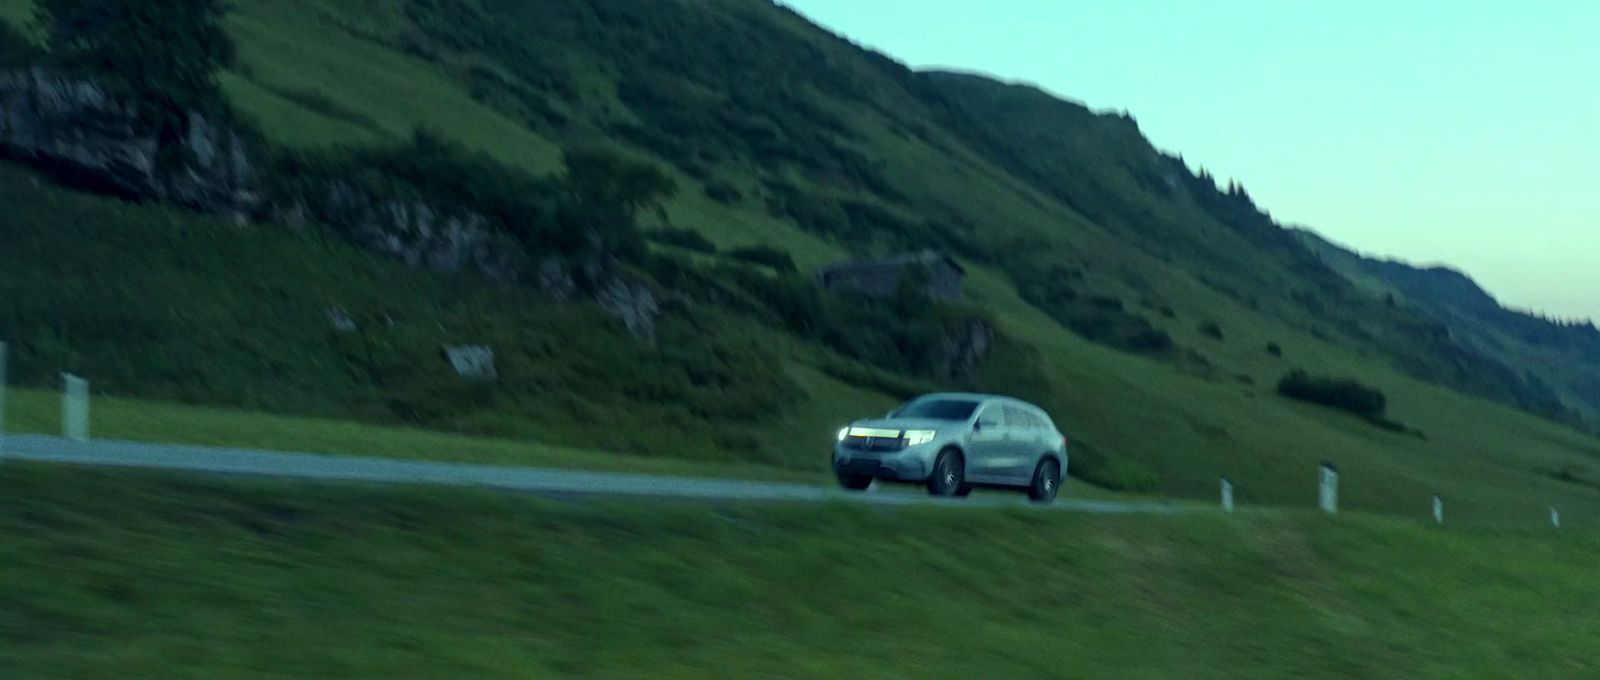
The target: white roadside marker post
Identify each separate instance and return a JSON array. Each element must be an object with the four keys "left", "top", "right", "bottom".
[
  {"left": 1432, "top": 495, "right": 1444, "bottom": 526},
  {"left": 62, "top": 373, "right": 89, "bottom": 442},
  {"left": 1318, "top": 462, "right": 1339, "bottom": 514},
  {"left": 1551, "top": 507, "right": 1561, "bottom": 531},
  {"left": 1220, "top": 476, "right": 1234, "bottom": 514}
]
